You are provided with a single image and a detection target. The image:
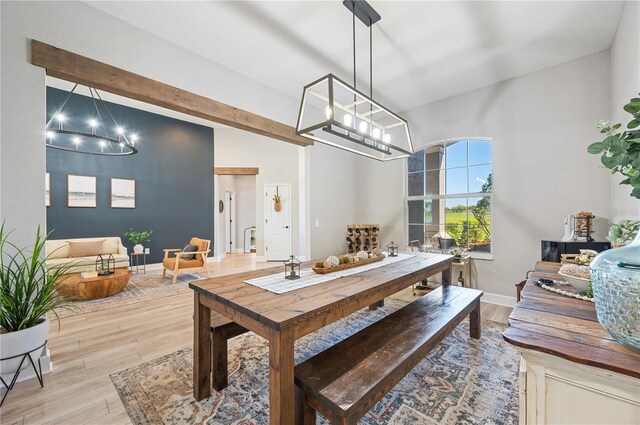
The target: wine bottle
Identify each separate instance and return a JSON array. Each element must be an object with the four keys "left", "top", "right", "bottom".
[
  {"left": 355, "top": 237, "right": 361, "bottom": 245},
  {"left": 457, "top": 271, "right": 465, "bottom": 287},
  {"left": 363, "top": 228, "right": 370, "bottom": 237},
  {"left": 355, "top": 229, "right": 361, "bottom": 236},
  {"left": 371, "top": 237, "right": 378, "bottom": 245},
  {"left": 346, "top": 236, "right": 353, "bottom": 243}
]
